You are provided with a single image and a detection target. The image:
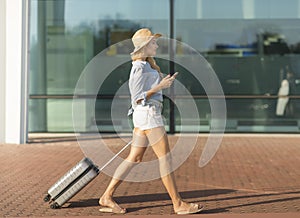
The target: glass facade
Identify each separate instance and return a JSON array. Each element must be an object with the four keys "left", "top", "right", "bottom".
[{"left": 29, "top": 0, "right": 300, "bottom": 133}]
